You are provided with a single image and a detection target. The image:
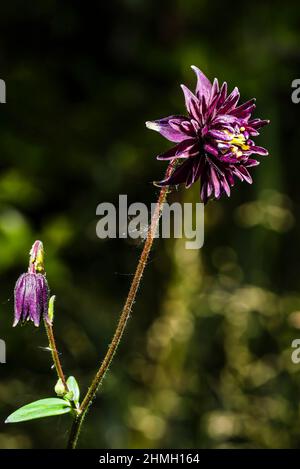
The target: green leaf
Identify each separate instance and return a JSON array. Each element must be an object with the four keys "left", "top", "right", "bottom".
[
  {"left": 66, "top": 376, "right": 80, "bottom": 407},
  {"left": 5, "top": 398, "right": 71, "bottom": 424},
  {"left": 48, "top": 295, "right": 56, "bottom": 323}
]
